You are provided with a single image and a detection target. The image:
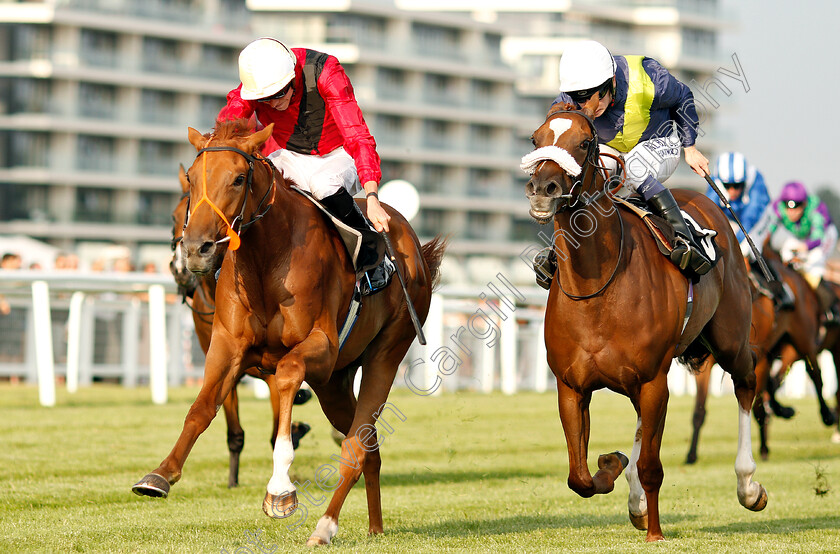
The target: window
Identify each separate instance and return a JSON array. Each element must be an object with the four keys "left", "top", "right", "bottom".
[
  {"left": 138, "top": 140, "right": 176, "bottom": 176},
  {"left": 326, "top": 14, "right": 386, "bottom": 48},
  {"left": 80, "top": 29, "right": 117, "bottom": 68},
  {"left": 9, "top": 24, "right": 51, "bottom": 61},
  {"left": 138, "top": 191, "right": 176, "bottom": 226},
  {"left": 423, "top": 119, "right": 452, "bottom": 150},
  {"left": 140, "top": 89, "right": 177, "bottom": 125},
  {"left": 0, "top": 183, "right": 49, "bottom": 222},
  {"left": 469, "top": 125, "right": 495, "bottom": 154},
  {"left": 3, "top": 131, "right": 49, "bottom": 168},
  {"left": 413, "top": 22, "right": 461, "bottom": 60},
  {"left": 201, "top": 45, "right": 238, "bottom": 80},
  {"left": 79, "top": 82, "right": 116, "bottom": 119},
  {"left": 75, "top": 188, "right": 114, "bottom": 223},
  {"left": 142, "top": 37, "right": 179, "bottom": 74},
  {"left": 465, "top": 211, "right": 491, "bottom": 240},
  {"left": 77, "top": 135, "right": 115, "bottom": 172},
  {"left": 376, "top": 68, "right": 406, "bottom": 100},
  {"left": 416, "top": 208, "right": 445, "bottom": 237},
  {"left": 424, "top": 73, "right": 457, "bottom": 106},
  {"left": 199, "top": 95, "right": 226, "bottom": 127},
  {"left": 373, "top": 115, "right": 403, "bottom": 145},
  {"left": 8, "top": 79, "right": 50, "bottom": 114}
]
